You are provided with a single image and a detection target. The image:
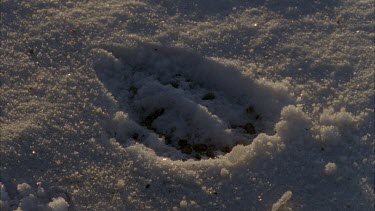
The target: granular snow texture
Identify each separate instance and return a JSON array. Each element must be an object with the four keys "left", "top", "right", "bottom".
[{"left": 1, "top": 0, "right": 374, "bottom": 210}]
